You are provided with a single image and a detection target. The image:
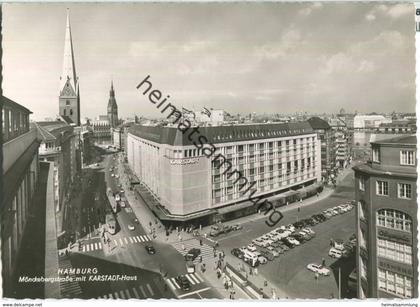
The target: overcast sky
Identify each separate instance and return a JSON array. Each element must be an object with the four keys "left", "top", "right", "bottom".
[{"left": 2, "top": 2, "right": 416, "bottom": 121}]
